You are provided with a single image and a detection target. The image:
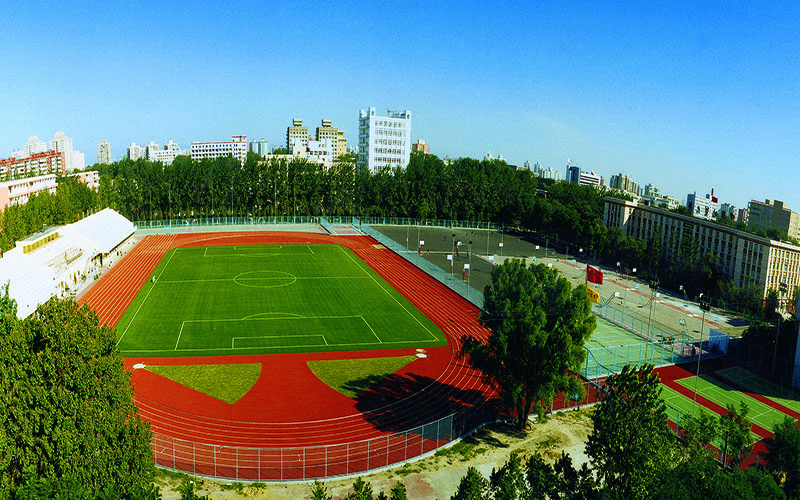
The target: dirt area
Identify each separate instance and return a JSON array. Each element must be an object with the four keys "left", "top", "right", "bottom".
[{"left": 155, "top": 408, "right": 594, "bottom": 500}]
